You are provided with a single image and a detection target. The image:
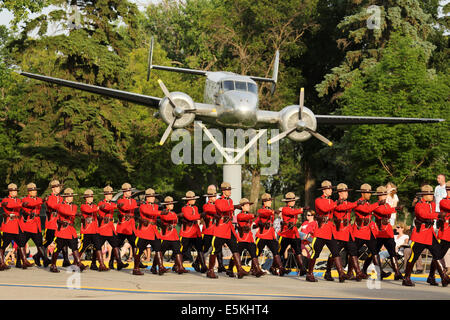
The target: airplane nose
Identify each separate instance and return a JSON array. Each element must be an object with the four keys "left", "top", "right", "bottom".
[{"left": 220, "top": 91, "right": 258, "bottom": 128}]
